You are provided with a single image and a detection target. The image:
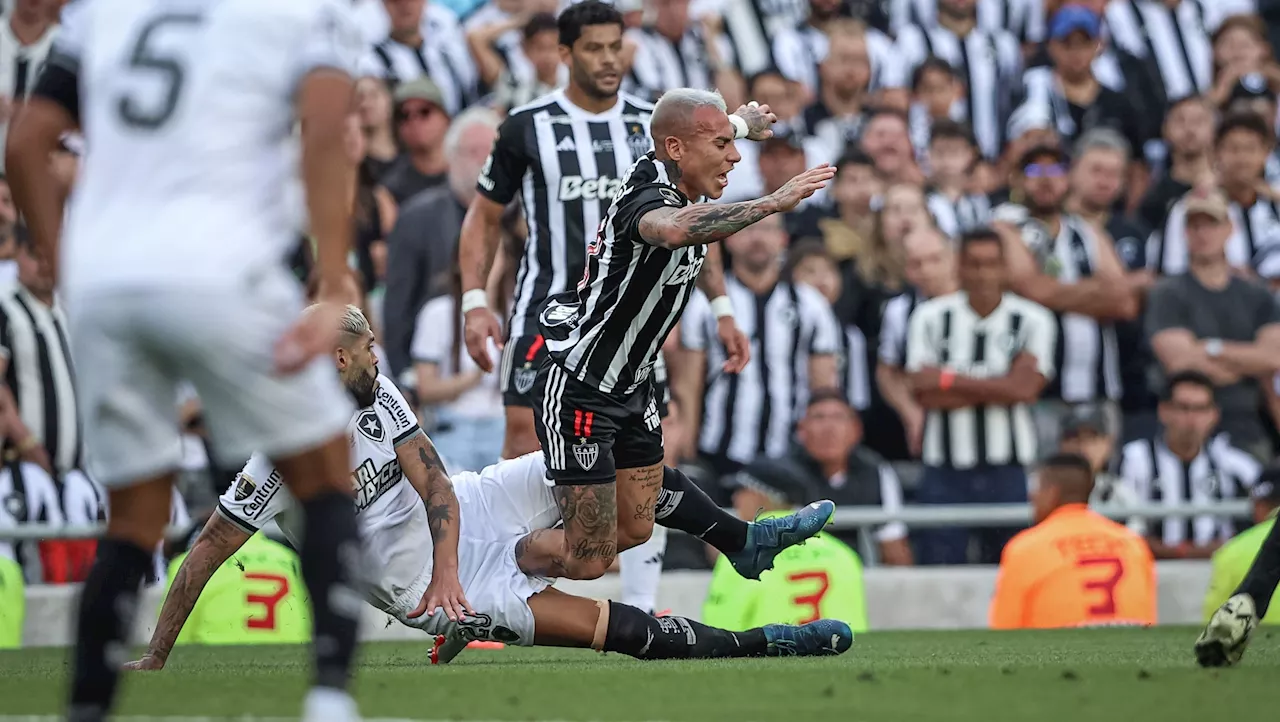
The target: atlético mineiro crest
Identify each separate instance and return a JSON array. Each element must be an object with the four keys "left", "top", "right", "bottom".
[
  {"left": 573, "top": 437, "right": 599, "bottom": 471},
  {"left": 515, "top": 365, "right": 536, "bottom": 394}
]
